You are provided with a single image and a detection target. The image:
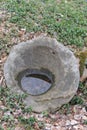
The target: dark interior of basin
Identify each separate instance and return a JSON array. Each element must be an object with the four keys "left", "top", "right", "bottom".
[{"left": 17, "top": 69, "right": 54, "bottom": 96}]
